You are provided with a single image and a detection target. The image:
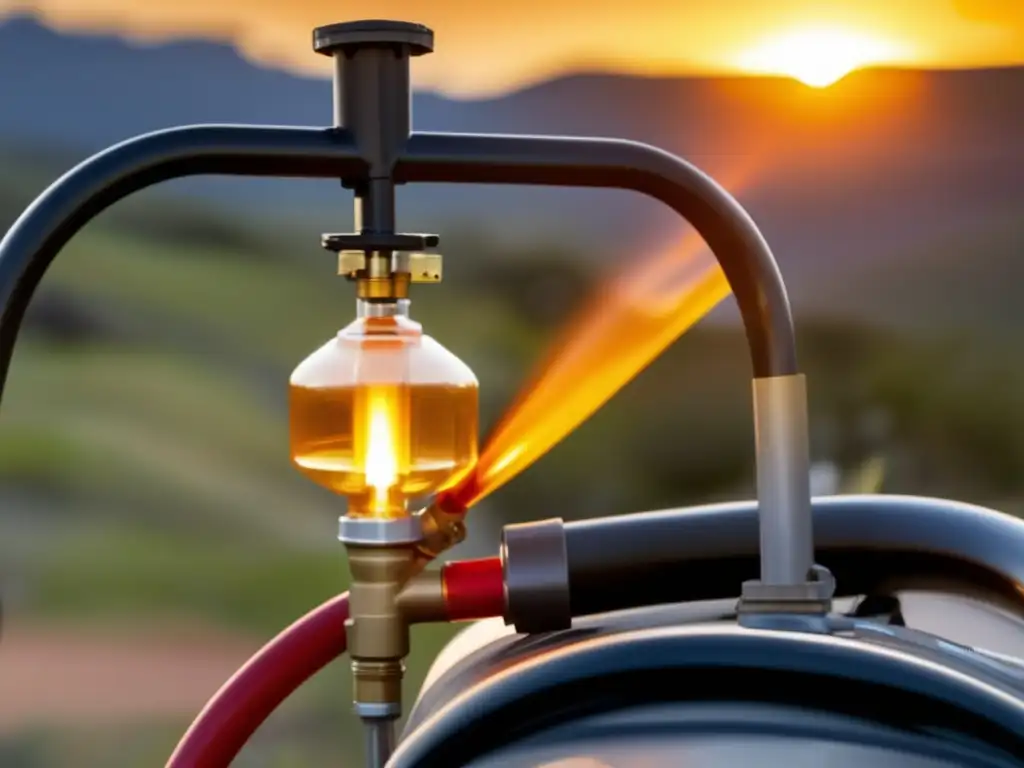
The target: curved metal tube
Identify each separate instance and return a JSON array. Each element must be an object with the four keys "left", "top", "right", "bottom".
[
  {"left": 0, "top": 125, "right": 796, "bottom": 412},
  {"left": 564, "top": 495, "right": 1024, "bottom": 617},
  {"left": 0, "top": 124, "right": 808, "bottom": 586},
  {"left": 399, "top": 133, "right": 809, "bottom": 586},
  {"left": 397, "top": 132, "right": 795, "bottom": 378},
  {"left": 0, "top": 124, "right": 366, "bottom": 402}
]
